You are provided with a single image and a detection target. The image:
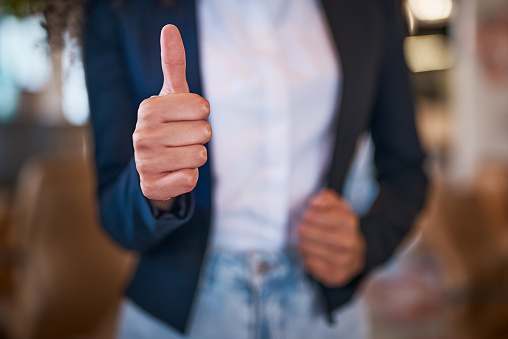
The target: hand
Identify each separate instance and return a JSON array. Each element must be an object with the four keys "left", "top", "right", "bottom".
[
  {"left": 297, "top": 189, "right": 365, "bottom": 287},
  {"left": 133, "top": 25, "right": 211, "bottom": 210}
]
